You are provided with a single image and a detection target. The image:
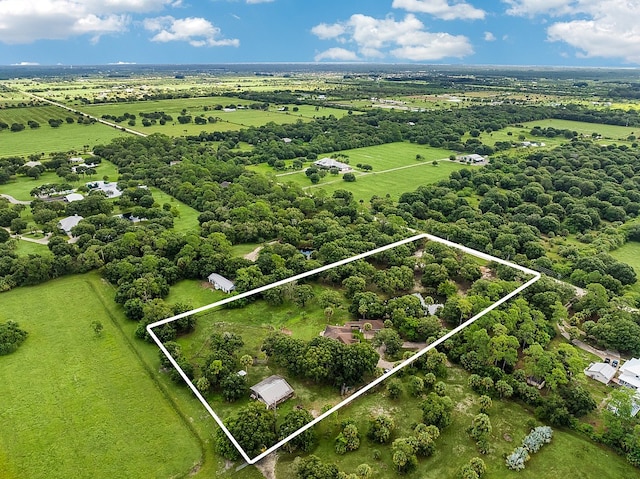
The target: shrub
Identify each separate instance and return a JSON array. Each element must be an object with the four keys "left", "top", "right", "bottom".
[
  {"left": 506, "top": 447, "right": 529, "bottom": 471},
  {"left": 0, "top": 321, "right": 28, "bottom": 355}
]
